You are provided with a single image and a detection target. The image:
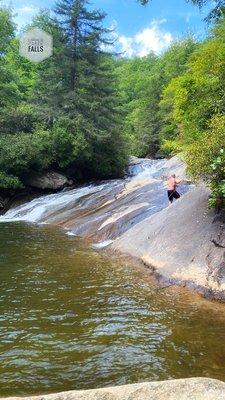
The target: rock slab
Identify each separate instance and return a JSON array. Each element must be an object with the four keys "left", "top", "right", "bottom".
[
  {"left": 2, "top": 378, "right": 225, "bottom": 400},
  {"left": 112, "top": 184, "right": 225, "bottom": 300},
  {"left": 161, "top": 155, "right": 187, "bottom": 181}
]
